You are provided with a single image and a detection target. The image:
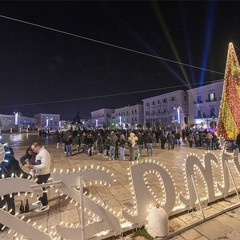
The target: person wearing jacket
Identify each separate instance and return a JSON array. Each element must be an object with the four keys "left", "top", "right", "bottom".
[
  {"left": 25, "top": 142, "right": 51, "bottom": 213},
  {"left": 128, "top": 132, "right": 138, "bottom": 161},
  {"left": 109, "top": 131, "right": 118, "bottom": 160},
  {"left": 119, "top": 133, "right": 126, "bottom": 160},
  {"left": 20, "top": 146, "right": 37, "bottom": 177},
  {"left": 144, "top": 131, "right": 153, "bottom": 156}
]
